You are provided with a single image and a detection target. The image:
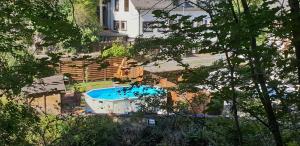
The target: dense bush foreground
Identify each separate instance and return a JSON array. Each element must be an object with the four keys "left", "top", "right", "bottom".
[{"left": 2, "top": 101, "right": 292, "bottom": 146}]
